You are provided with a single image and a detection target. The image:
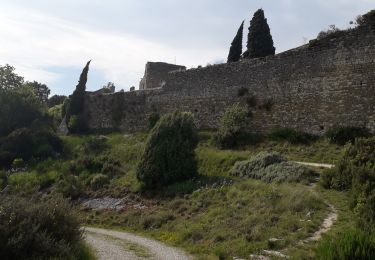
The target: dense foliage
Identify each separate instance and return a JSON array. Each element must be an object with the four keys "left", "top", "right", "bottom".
[
  {"left": 326, "top": 126, "right": 370, "bottom": 145},
  {"left": 321, "top": 137, "right": 375, "bottom": 227},
  {"left": 214, "top": 103, "right": 247, "bottom": 149},
  {"left": 48, "top": 94, "right": 67, "bottom": 108},
  {"left": 24, "top": 81, "right": 50, "bottom": 103},
  {"left": 227, "top": 21, "right": 244, "bottom": 63},
  {"left": 0, "top": 195, "right": 83, "bottom": 260},
  {"left": 268, "top": 128, "right": 318, "bottom": 144},
  {"left": 137, "top": 112, "right": 198, "bottom": 189},
  {"left": 231, "top": 152, "right": 317, "bottom": 183},
  {"left": 243, "top": 9, "right": 275, "bottom": 59}
]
